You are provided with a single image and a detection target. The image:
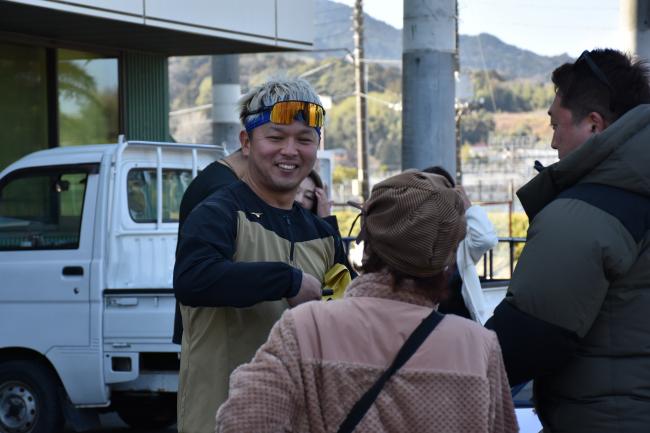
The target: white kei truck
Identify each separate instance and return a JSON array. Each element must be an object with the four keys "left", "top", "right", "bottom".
[{"left": 0, "top": 139, "right": 225, "bottom": 433}]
